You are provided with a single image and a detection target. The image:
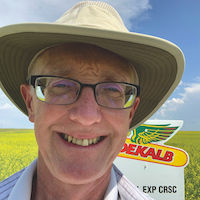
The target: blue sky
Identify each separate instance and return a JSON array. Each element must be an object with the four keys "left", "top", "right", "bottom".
[{"left": 0, "top": 0, "right": 200, "bottom": 130}]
